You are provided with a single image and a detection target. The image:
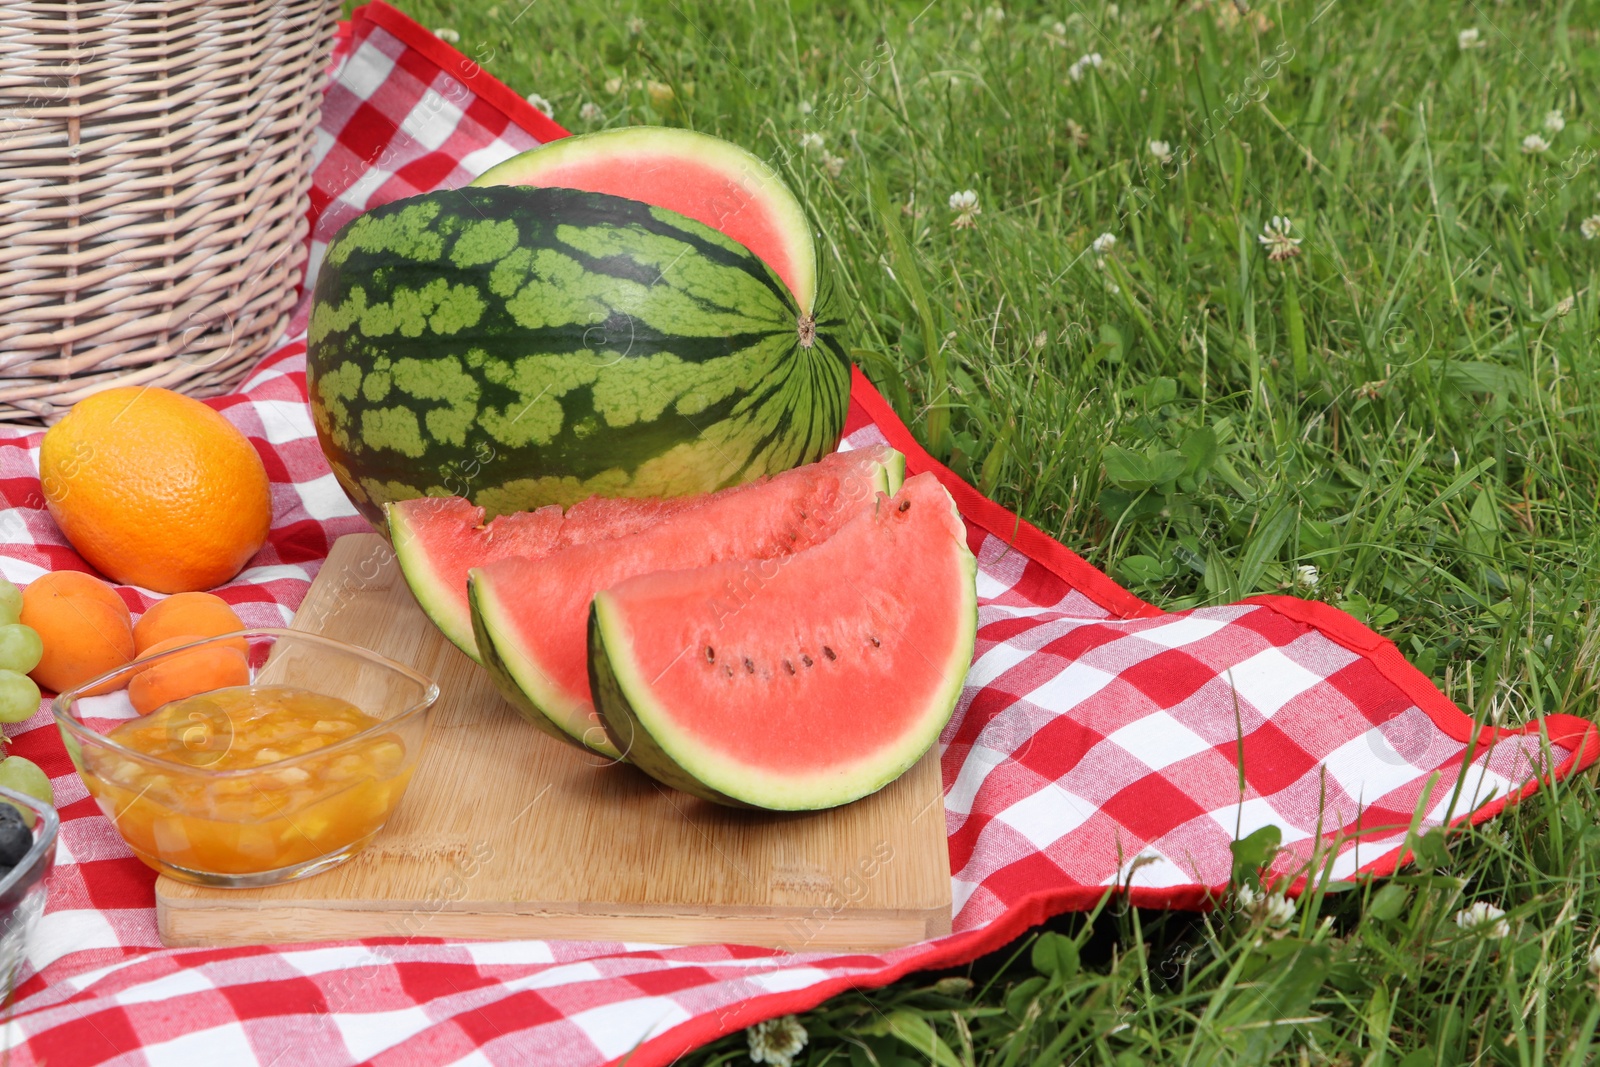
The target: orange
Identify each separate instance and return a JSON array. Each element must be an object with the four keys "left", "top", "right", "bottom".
[
  {"left": 133, "top": 592, "right": 246, "bottom": 655},
  {"left": 40, "top": 387, "right": 272, "bottom": 594}
]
